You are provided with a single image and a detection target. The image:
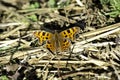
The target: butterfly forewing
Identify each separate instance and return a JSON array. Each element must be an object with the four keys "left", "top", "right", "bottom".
[
  {"left": 34, "top": 31, "right": 53, "bottom": 44},
  {"left": 60, "top": 27, "right": 80, "bottom": 42}
]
